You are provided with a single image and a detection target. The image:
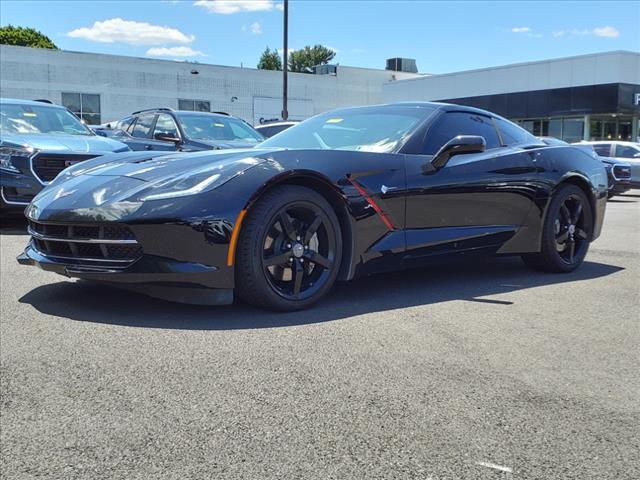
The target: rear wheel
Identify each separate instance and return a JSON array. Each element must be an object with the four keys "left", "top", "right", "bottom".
[
  {"left": 235, "top": 185, "right": 342, "bottom": 311},
  {"left": 522, "top": 184, "right": 593, "bottom": 273}
]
